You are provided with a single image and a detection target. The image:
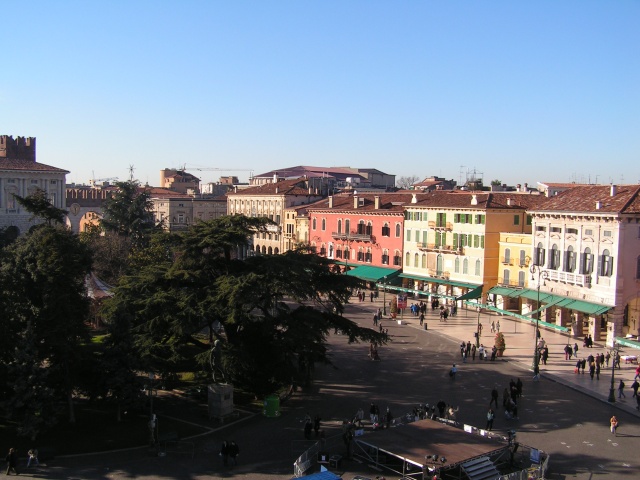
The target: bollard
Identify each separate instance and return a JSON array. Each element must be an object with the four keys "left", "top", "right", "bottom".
[{"left": 424, "top": 323, "right": 428, "bottom": 330}]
